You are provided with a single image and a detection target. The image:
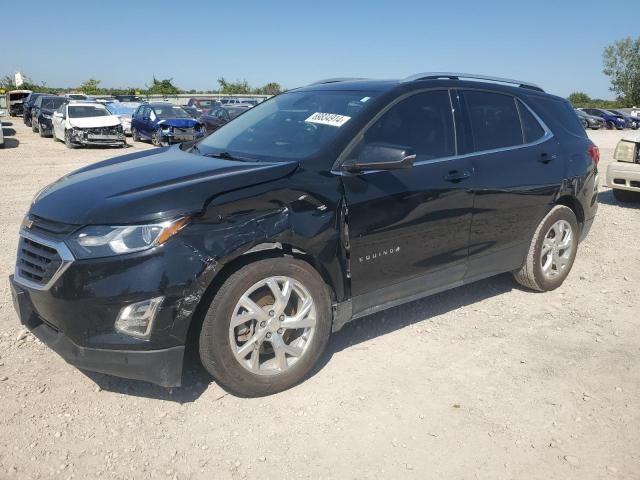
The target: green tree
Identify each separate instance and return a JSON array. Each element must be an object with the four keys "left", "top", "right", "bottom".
[
  {"left": 146, "top": 77, "right": 181, "bottom": 95},
  {"left": 567, "top": 92, "right": 592, "bottom": 106},
  {"left": 603, "top": 37, "right": 640, "bottom": 106},
  {"left": 254, "top": 82, "right": 282, "bottom": 96},
  {"left": 79, "top": 78, "right": 102, "bottom": 95},
  {"left": 217, "top": 77, "right": 251, "bottom": 95}
]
